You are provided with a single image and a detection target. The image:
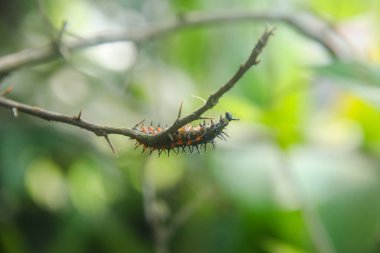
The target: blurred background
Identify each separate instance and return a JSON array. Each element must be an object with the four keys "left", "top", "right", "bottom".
[{"left": 1, "top": 0, "right": 380, "bottom": 252}]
